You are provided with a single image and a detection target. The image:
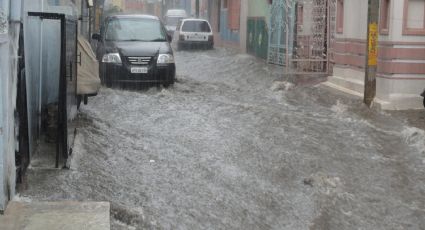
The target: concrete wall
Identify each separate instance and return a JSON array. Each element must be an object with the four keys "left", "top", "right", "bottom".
[{"left": 0, "top": 0, "right": 21, "bottom": 211}]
